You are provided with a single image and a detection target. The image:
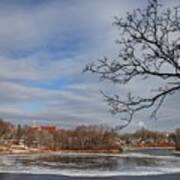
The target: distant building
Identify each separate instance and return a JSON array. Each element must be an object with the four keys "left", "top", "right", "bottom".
[
  {"left": 39, "top": 126, "right": 57, "bottom": 133},
  {"left": 29, "top": 125, "right": 57, "bottom": 134}
]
